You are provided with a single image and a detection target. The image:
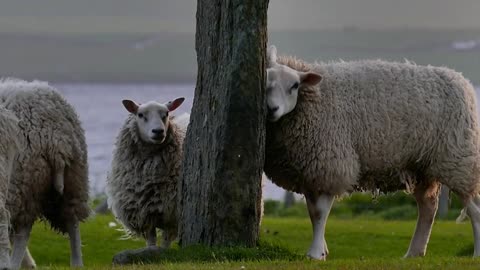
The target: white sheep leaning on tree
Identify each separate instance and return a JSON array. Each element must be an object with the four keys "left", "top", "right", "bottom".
[
  {"left": 0, "top": 78, "right": 90, "bottom": 269},
  {"left": 106, "top": 97, "right": 188, "bottom": 249},
  {"left": 263, "top": 45, "right": 480, "bottom": 260}
]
